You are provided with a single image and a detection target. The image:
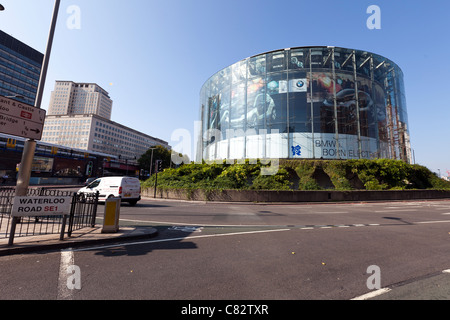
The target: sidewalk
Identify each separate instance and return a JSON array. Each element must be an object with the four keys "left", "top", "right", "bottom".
[{"left": 0, "top": 224, "right": 159, "bottom": 256}]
